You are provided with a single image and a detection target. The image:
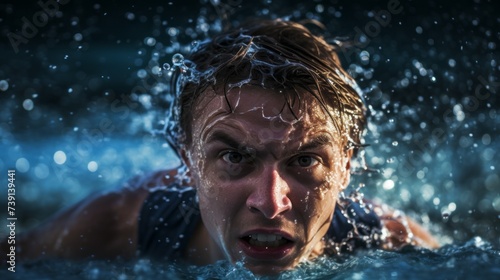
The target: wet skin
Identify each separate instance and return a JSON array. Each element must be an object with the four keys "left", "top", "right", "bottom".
[
  {"left": 0, "top": 87, "right": 439, "bottom": 274},
  {"left": 183, "top": 86, "right": 353, "bottom": 275}
]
